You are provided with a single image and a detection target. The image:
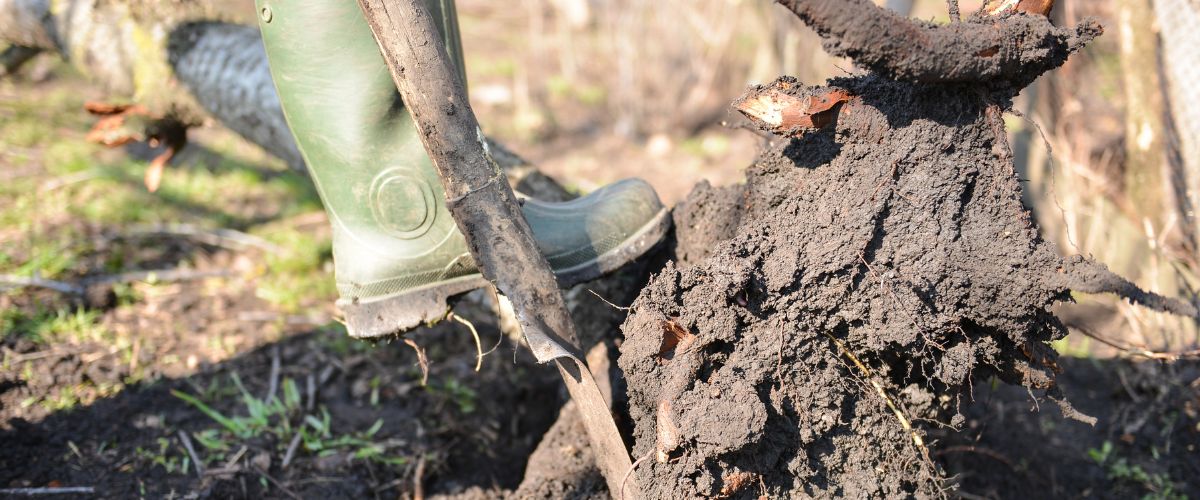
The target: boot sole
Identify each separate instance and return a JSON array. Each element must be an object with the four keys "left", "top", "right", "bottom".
[{"left": 338, "top": 206, "right": 673, "bottom": 339}]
